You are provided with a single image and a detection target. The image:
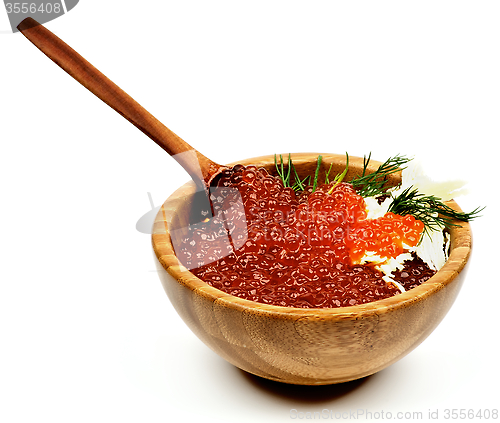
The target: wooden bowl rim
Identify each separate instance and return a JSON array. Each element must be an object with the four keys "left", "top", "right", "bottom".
[{"left": 152, "top": 153, "right": 471, "bottom": 320}]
